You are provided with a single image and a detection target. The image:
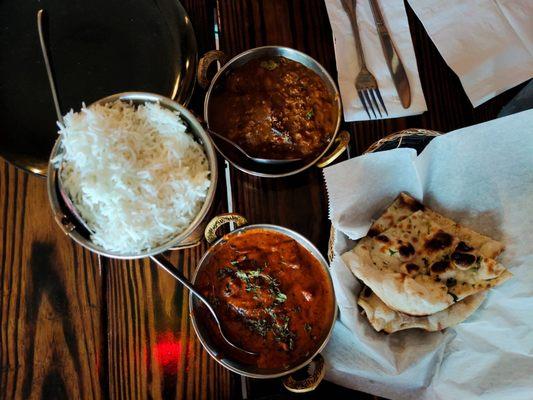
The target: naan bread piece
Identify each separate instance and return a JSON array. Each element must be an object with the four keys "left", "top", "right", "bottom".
[
  {"left": 354, "top": 193, "right": 508, "bottom": 329},
  {"left": 357, "top": 285, "right": 486, "bottom": 333},
  {"left": 368, "top": 192, "right": 425, "bottom": 237},
  {"left": 368, "top": 193, "right": 504, "bottom": 259},
  {"left": 343, "top": 210, "right": 511, "bottom": 315}
]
